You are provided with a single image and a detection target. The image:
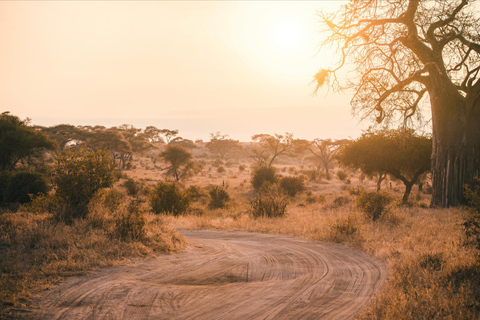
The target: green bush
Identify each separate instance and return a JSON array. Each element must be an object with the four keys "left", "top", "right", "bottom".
[
  {"left": 250, "top": 185, "right": 288, "bottom": 218},
  {"left": 356, "top": 190, "right": 393, "bottom": 221},
  {"left": 148, "top": 181, "right": 189, "bottom": 215},
  {"left": 5, "top": 171, "right": 48, "bottom": 204},
  {"left": 208, "top": 185, "right": 230, "bottom": 209},
  {"left": 279, "top": 176, "right": 305, "bottom": 197},
  {"left": 53, "top": 146, "right": 116, "bottom": 221},
  {"left": 251, "top": 166, "right": 277, "bottom": 191},
  {"left": 115, "top": 200, "right": 146, "bottom": 241}
]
